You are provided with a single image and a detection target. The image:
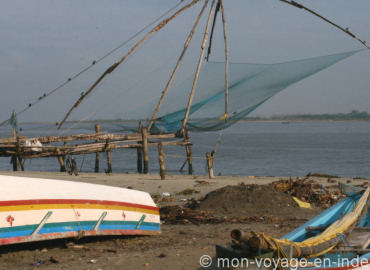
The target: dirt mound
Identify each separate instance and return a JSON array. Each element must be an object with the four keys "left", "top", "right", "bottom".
[{"left": 198, "top": 183, "right": 318, "bottom": 219}]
